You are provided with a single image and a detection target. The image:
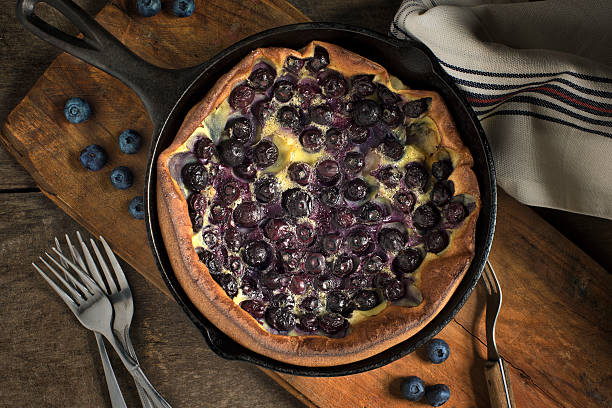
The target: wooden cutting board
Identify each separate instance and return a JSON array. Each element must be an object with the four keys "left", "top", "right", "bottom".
[{"left": 2, "top": 1, "right": 611, "bottom": 407}]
